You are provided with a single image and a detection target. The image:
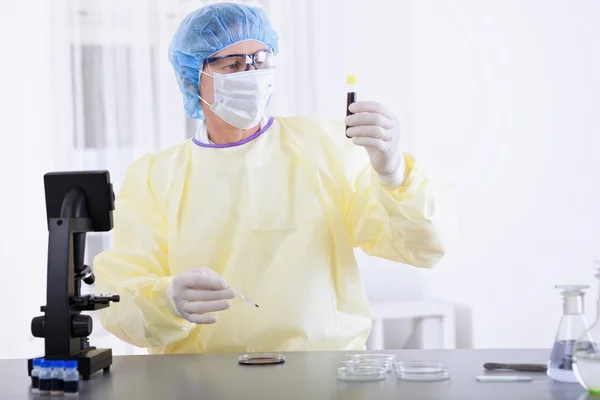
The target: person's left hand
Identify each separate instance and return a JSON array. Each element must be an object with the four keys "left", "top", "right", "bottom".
[{"left": 345, "top": 101, "right": 406, "bottom": 188}]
